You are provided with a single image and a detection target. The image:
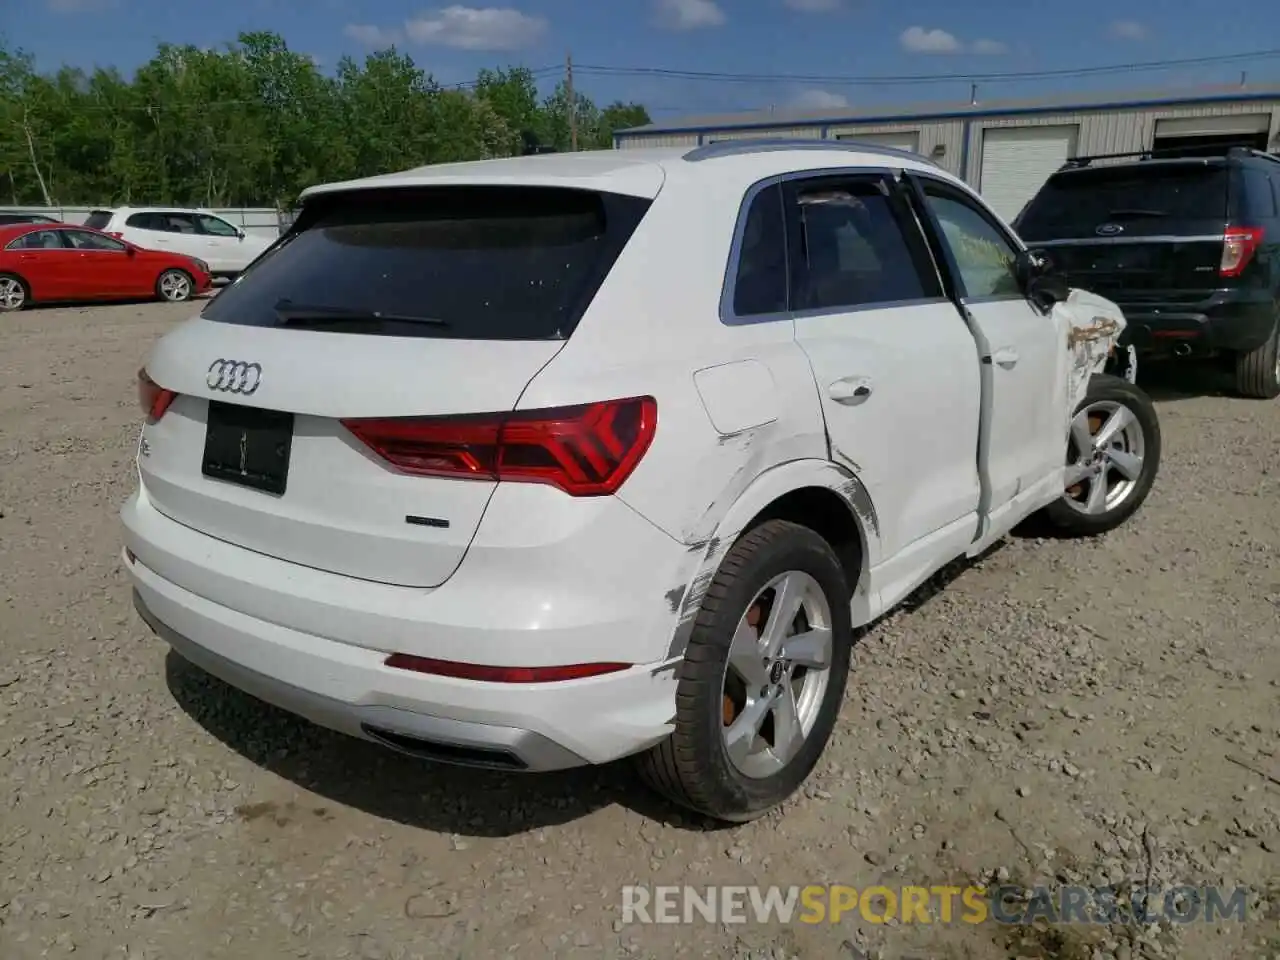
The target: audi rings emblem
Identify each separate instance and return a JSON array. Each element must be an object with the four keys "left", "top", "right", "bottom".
[{"left": 206, "top": 359, "right": 263, "bottom": 395}]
